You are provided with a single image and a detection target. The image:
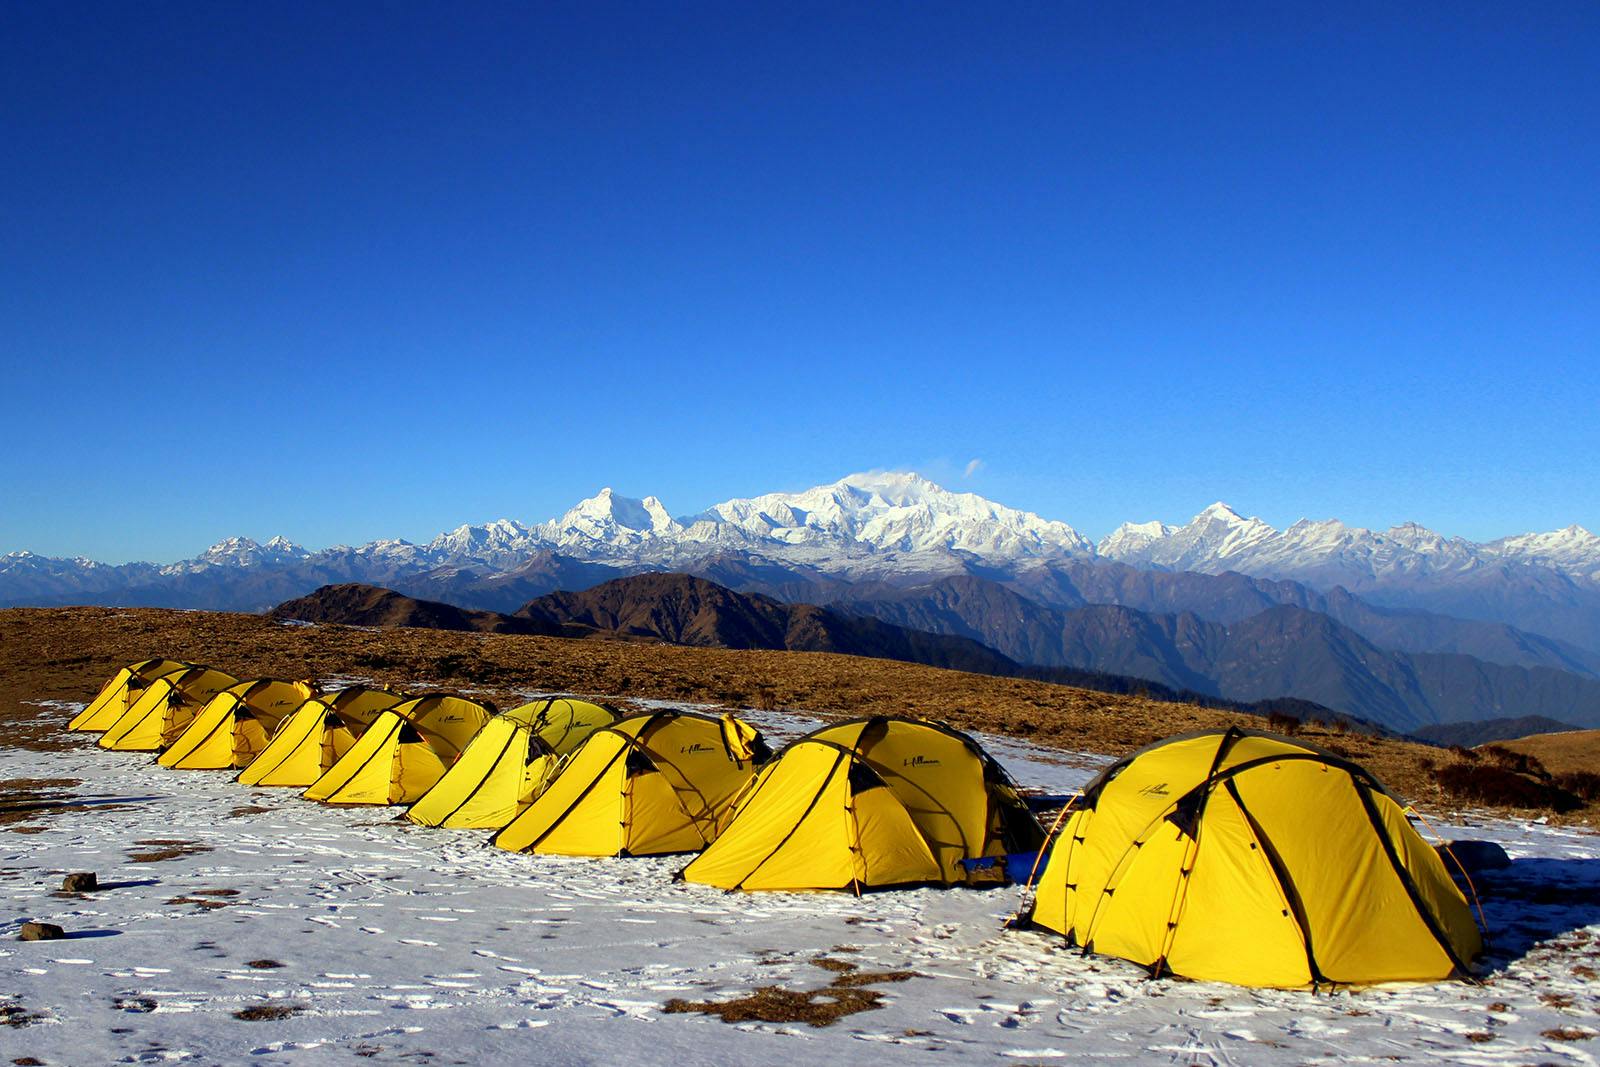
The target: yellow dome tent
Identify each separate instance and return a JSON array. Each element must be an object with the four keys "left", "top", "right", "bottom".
[
  {"left": 492, "top": 710, "right": 768, "bottom": 857},
  {"left": 303, "top": 694, "right": 494, "bottom": 805},
  {"left": 1022, "top": 728, "right": 1483, "bottom": 989},
  {"left": 97, "top": 666, "right": 240, "bottom": 752},
  {"left": 158, "top": 679, "right": 318, "bottom": 770},
  {"left": 406, "top": 697, "right": 622, "bottom": 829},
  {"left": 237, "top": 686, "right": 408, "bottom": 787},
  {"left": 680, "top": 716, "right": 1044, "bottom": 892},
  {"left": 69, "top": 659, "right": 190, "bottom": 733}
]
